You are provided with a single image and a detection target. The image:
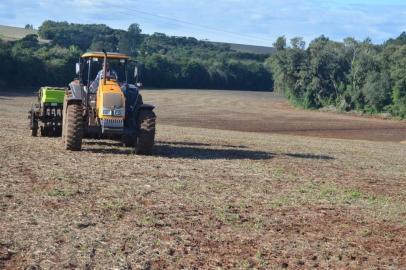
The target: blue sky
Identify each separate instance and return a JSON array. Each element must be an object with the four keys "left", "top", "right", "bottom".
[{"left": 1, "top": 0, "right": 405, "bottom": 46}]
